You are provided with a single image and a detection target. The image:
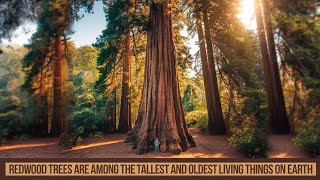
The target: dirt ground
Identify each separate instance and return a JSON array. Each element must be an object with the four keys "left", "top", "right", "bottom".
[
  {"left": 267, "top": 134, "right": 310, "bottom": 158},
  {"left": 0, "top": 128, "right": 310, "bottom": 158}
]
